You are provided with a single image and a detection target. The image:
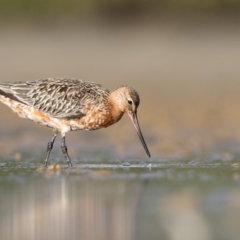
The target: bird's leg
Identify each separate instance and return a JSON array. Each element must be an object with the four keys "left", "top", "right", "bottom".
[
  {"left": 61, "top": 136, "right": 73, "bottom": 167},
  {"left": 44, "top": 130, "right": 58, "bottom": 167}
]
